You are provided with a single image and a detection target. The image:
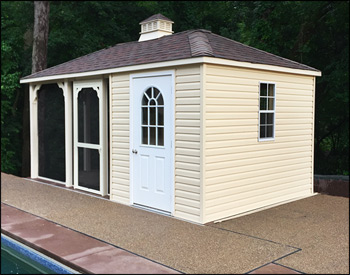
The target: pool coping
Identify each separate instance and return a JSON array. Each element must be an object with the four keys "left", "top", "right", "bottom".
[{"left": 1, "top": 203, "right": 181, "bottom": 274}]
